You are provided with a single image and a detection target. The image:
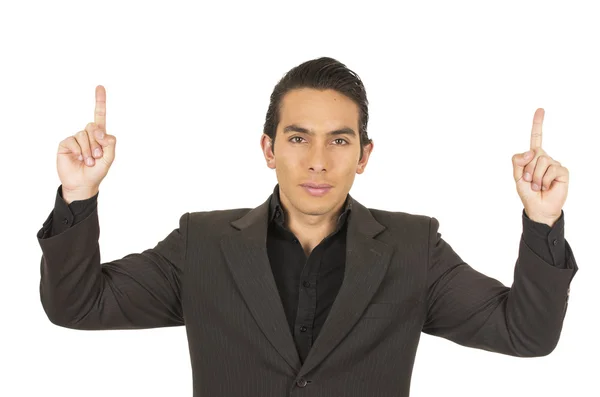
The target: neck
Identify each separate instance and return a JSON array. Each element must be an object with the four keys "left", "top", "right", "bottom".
[
  {"left": 278, "top": 194, "right": 345, "bottom": 252},
  {"left": 286, "top": 214, "right": 337, "bottom": 242}
]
